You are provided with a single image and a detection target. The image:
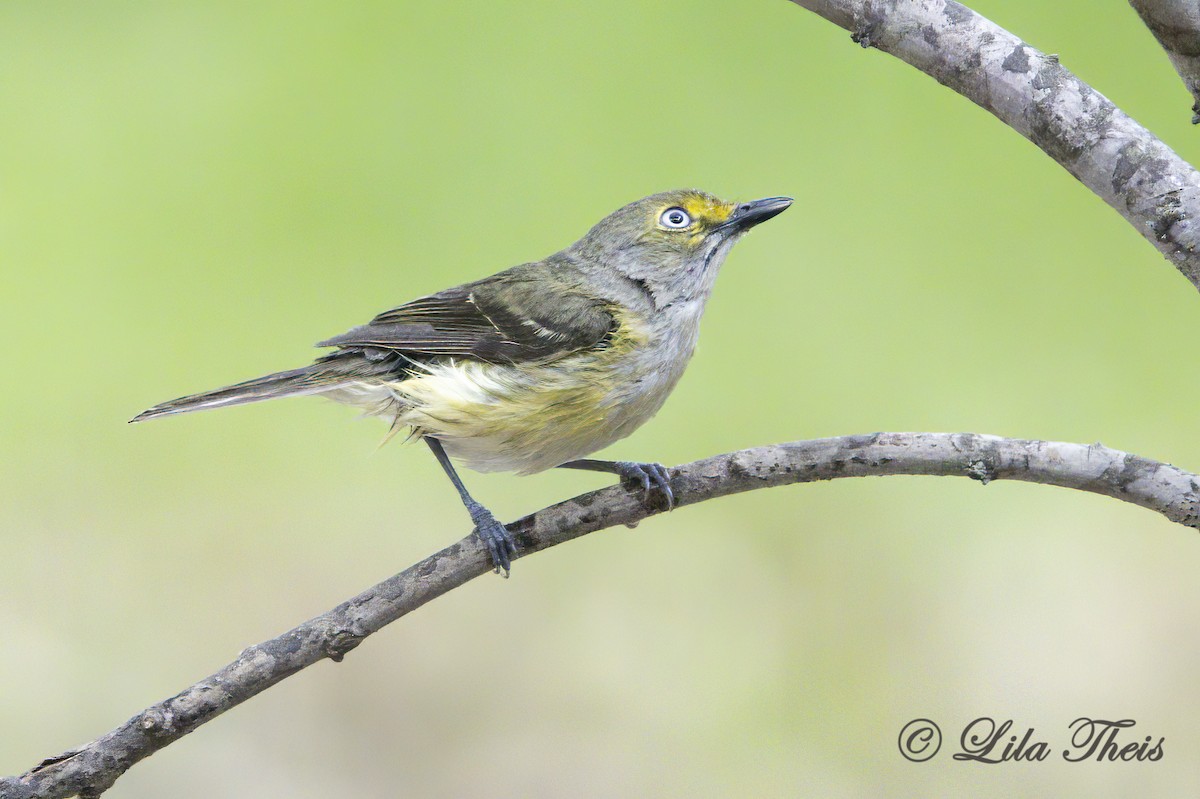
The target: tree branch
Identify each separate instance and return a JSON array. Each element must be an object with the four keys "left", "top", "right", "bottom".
[
  {"left": 3, "top": 433, "right": 1197, "bottom": 799},
  {"left": 1130, "top": 0, "right": 1200, "bottom": 124},
  {"left": 786, "top": 0, "right": 1200, "bottom": 291}
]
